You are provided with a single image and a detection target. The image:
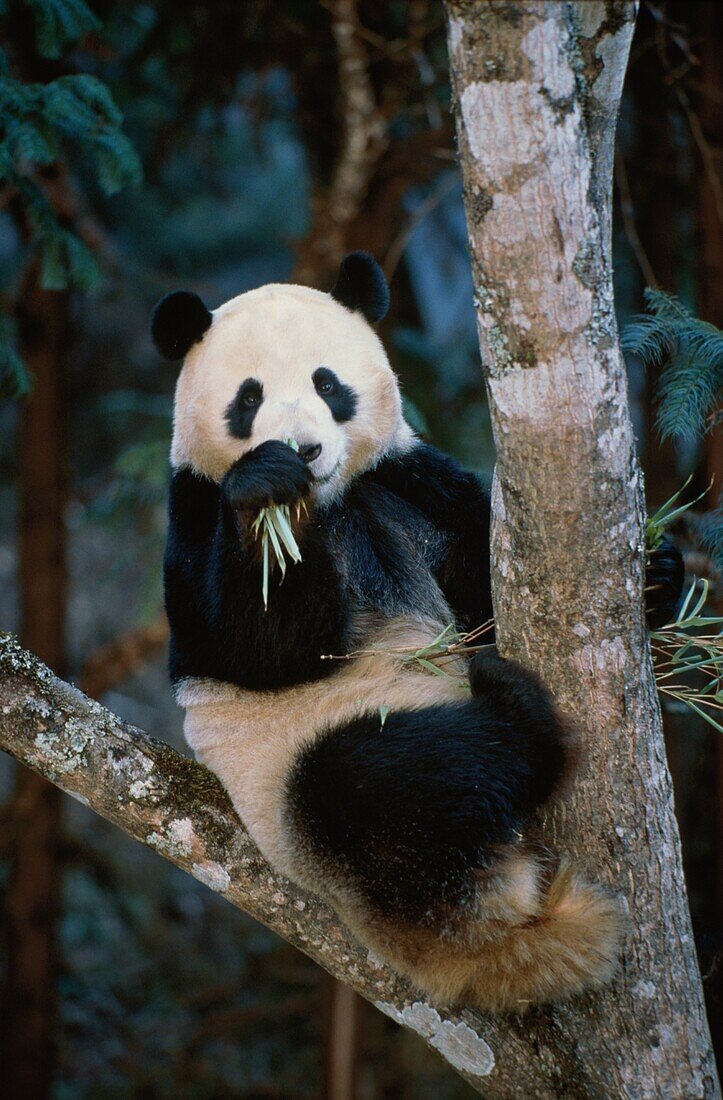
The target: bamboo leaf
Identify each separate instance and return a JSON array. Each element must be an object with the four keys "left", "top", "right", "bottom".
[
  {"left": 264, "top": 515, "right": 286, "bottom": 578},
  {"left": 270, "top": 506, "right": 302, "bottom": 563},
  {"left": 262, "top": 536, "right": 269, "bottom": 611},
  {"left": 675, "top": 577, "right": 699, "bottom": 624},
  {"left": 676, "top": 697, "right": 723, "bottom": 735},
  {"left": 416, "top": 658, "right": 465, "bottom": 684},
  {"left": 689, "top": 578, "right": 710, "bottom": 621}
]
